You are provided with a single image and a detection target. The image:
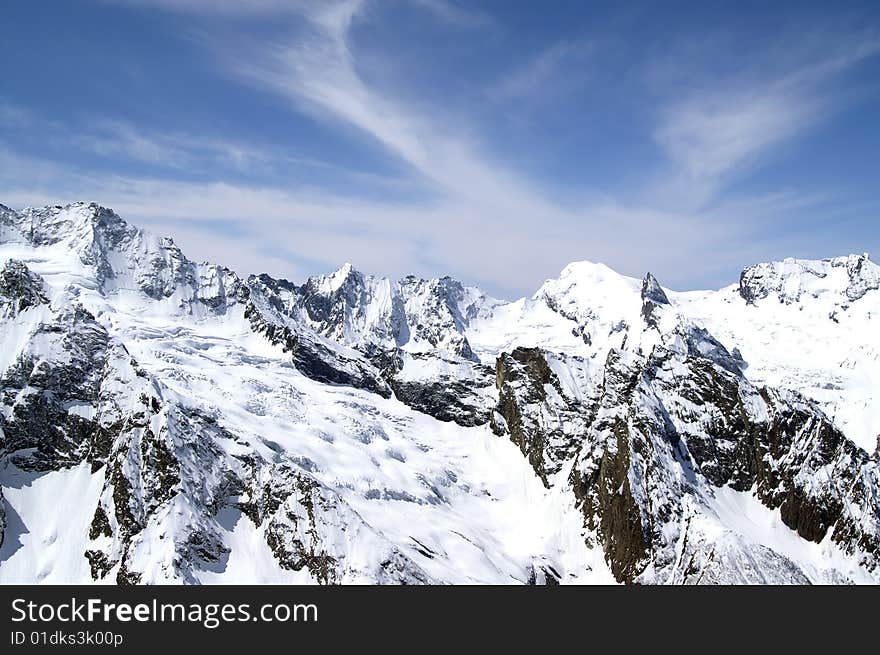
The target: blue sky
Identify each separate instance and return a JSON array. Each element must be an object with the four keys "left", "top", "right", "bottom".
[{"left": 2, "top": 0, "right": 879, "bottom": 297}]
